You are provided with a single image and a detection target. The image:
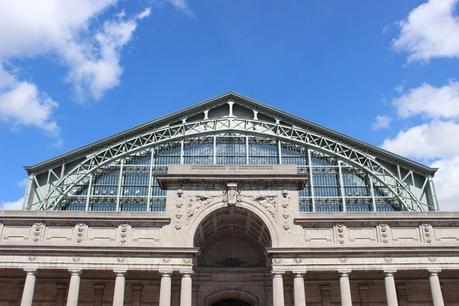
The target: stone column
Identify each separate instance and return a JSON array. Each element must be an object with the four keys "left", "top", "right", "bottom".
[
  {"left": 384, "top": 271, "right": 398, "bottom": 306},
  {"left": 113, "top": 271, "right": 126, "bottom": 306},
  {"left": 159, "top": 272, "right": 172, "bottom": 306},
  {"left": 429, "top": 270, "right": 444, "bottom": 306},
  {"left": 293, "top": 273, "right": 306, "bottom": 306},
  {"left": 180, "top": 273, "right": 192, "bottom": 306},
  {"left": 339, "top": 271, "right": 352, "bottom": 306},
  {"left": 272, "top": 273, "right": 285, "bottom": 306},
  {"left": 66, "top": 270, "right": 81, "bottom": 306},
  {"left": 20, "top": 269, "right": 37, "bottom": 306}
]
